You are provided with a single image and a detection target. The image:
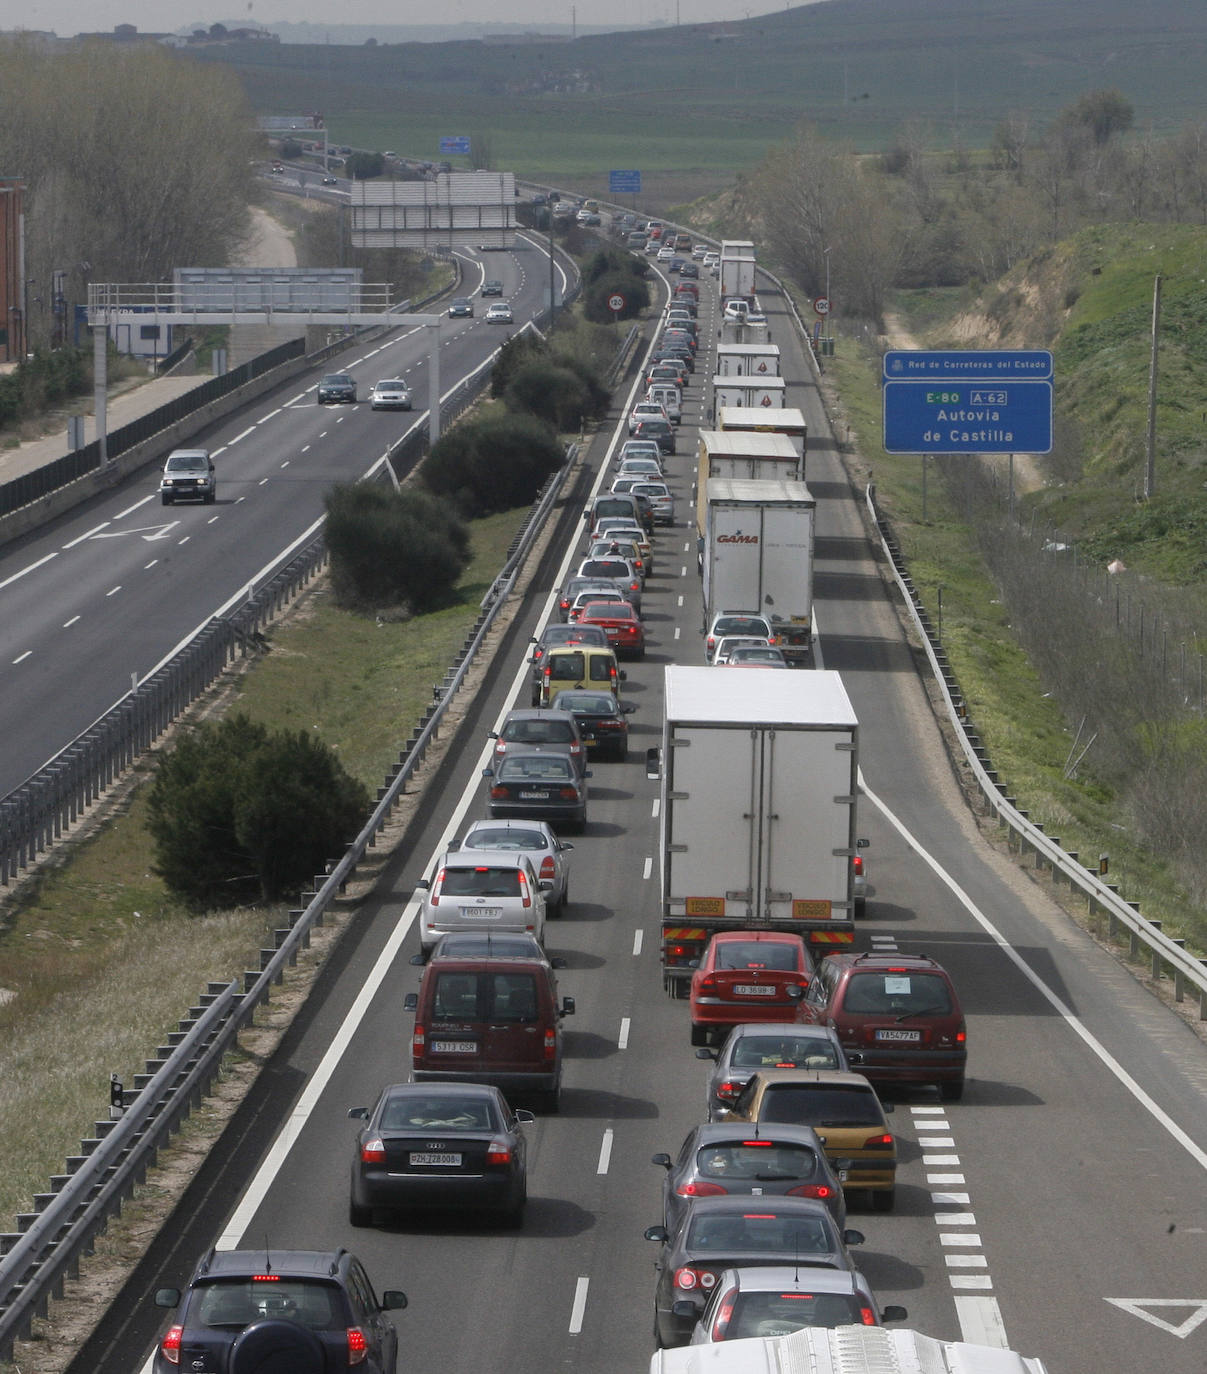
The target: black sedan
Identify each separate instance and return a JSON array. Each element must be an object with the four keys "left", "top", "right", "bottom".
[
  {"left": 644, "top": 1196, "right": 865, "bottom": 1349},
  {"left": 348, "top": 1082, "right": 533, "bottom": 1227},
  {"left": 483, "top": 749, "right": 590, "bottom": 832},
  {"left": 317, "top": 372, "right": 356, "bottom": 404},
  {"left": 550, "top": 688, "right": 635, "bottom": 762},
  {"left": 696, "top": 1024, "right": 850, "bottom": 1121},
  {"left": 651, "top": 1122, "right": 846, "bottom": 1236}
]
